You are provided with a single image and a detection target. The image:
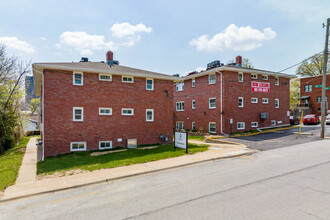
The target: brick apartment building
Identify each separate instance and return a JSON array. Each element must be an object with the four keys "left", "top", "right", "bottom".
[
  {"left": 299, "top": 75, "right": 330, "bottom": 116},
  {"left": 173, "top": 56, "right": 293, "bottom": 134},
  {"left": 33, "top": 51, "right": 179, "bottom": 159}
]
